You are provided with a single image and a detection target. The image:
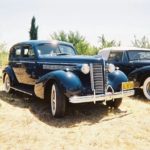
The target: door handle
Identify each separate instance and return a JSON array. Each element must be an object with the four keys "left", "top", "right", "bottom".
[{"left": 16, "top": 62, "right": 22, "bottom": 65}]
